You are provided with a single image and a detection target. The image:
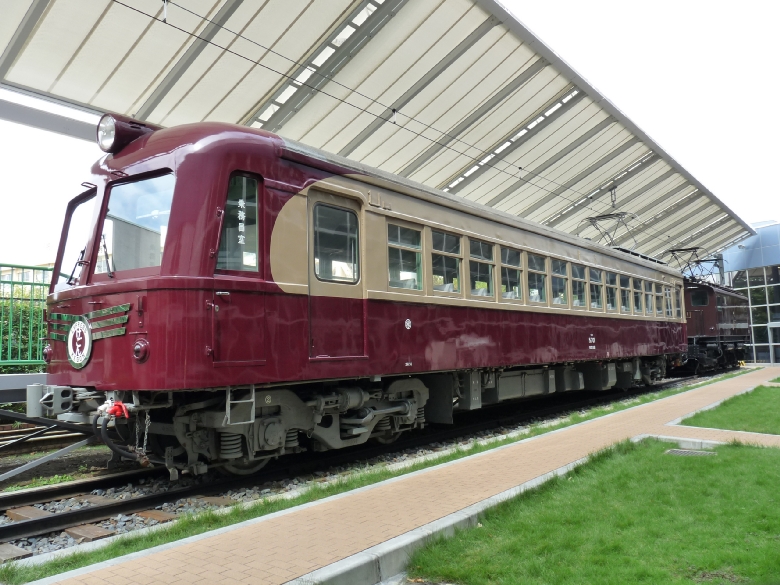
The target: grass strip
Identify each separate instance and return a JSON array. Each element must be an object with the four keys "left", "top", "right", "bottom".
[
  {"left": 0, "top": 369, "right": 753, "bottom": 584},
  {"left": 408, "top": 439, "right": 780, "bottom": 585},
  {"left": 684, "top": 384, "right": 780, "bottom": 435},
  {"left": 770, "top": 377, "right": 780, "bottom": 384}
]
